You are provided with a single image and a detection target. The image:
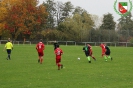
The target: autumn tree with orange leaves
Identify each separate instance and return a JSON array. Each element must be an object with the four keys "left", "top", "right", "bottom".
[
  {"left": 0, "top": 0, "right": 15, "bottom": 39},
  {"left": 3, "top": 0, "right": 48, "bottom": 40}
]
